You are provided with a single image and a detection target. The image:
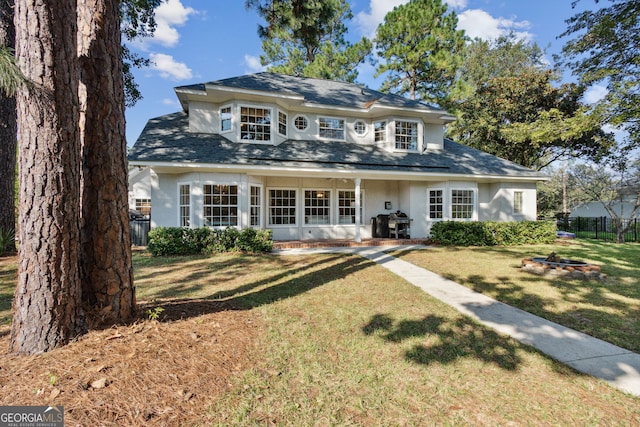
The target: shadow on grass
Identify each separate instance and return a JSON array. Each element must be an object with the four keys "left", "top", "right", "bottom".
[
  {"left": 139, "top": 253, "right": 372, "bottom": 321},
  {"left": 362, "top": 313, "right": 521, "bottom": 370}
]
